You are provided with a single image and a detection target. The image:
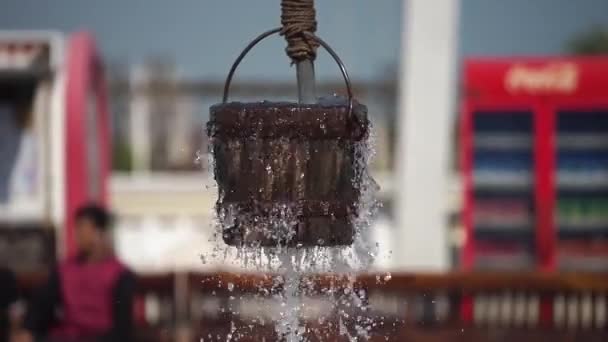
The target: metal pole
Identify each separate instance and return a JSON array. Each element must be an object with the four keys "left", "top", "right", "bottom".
[{"left": 296, "top": 59, "right": 316, "bottom": 103}]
